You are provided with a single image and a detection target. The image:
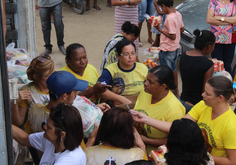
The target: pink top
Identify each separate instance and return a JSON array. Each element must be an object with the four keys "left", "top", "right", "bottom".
[
  {"left": 160, "top": 11, "right": 184, "bottom": 52},
  {"left": 208, "top": 0, "right": 236, "bottom": 44}
]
